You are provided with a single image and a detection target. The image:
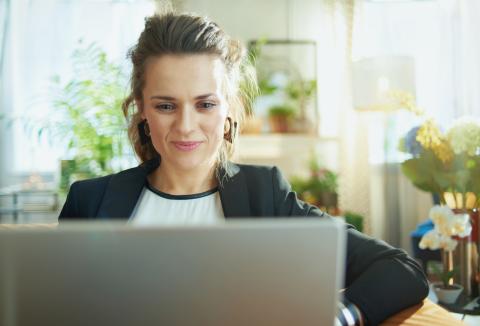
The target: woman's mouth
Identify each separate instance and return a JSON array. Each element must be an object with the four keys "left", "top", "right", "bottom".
[{"left": 172, "top": 141, "right": 202, "bottom": 152}]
